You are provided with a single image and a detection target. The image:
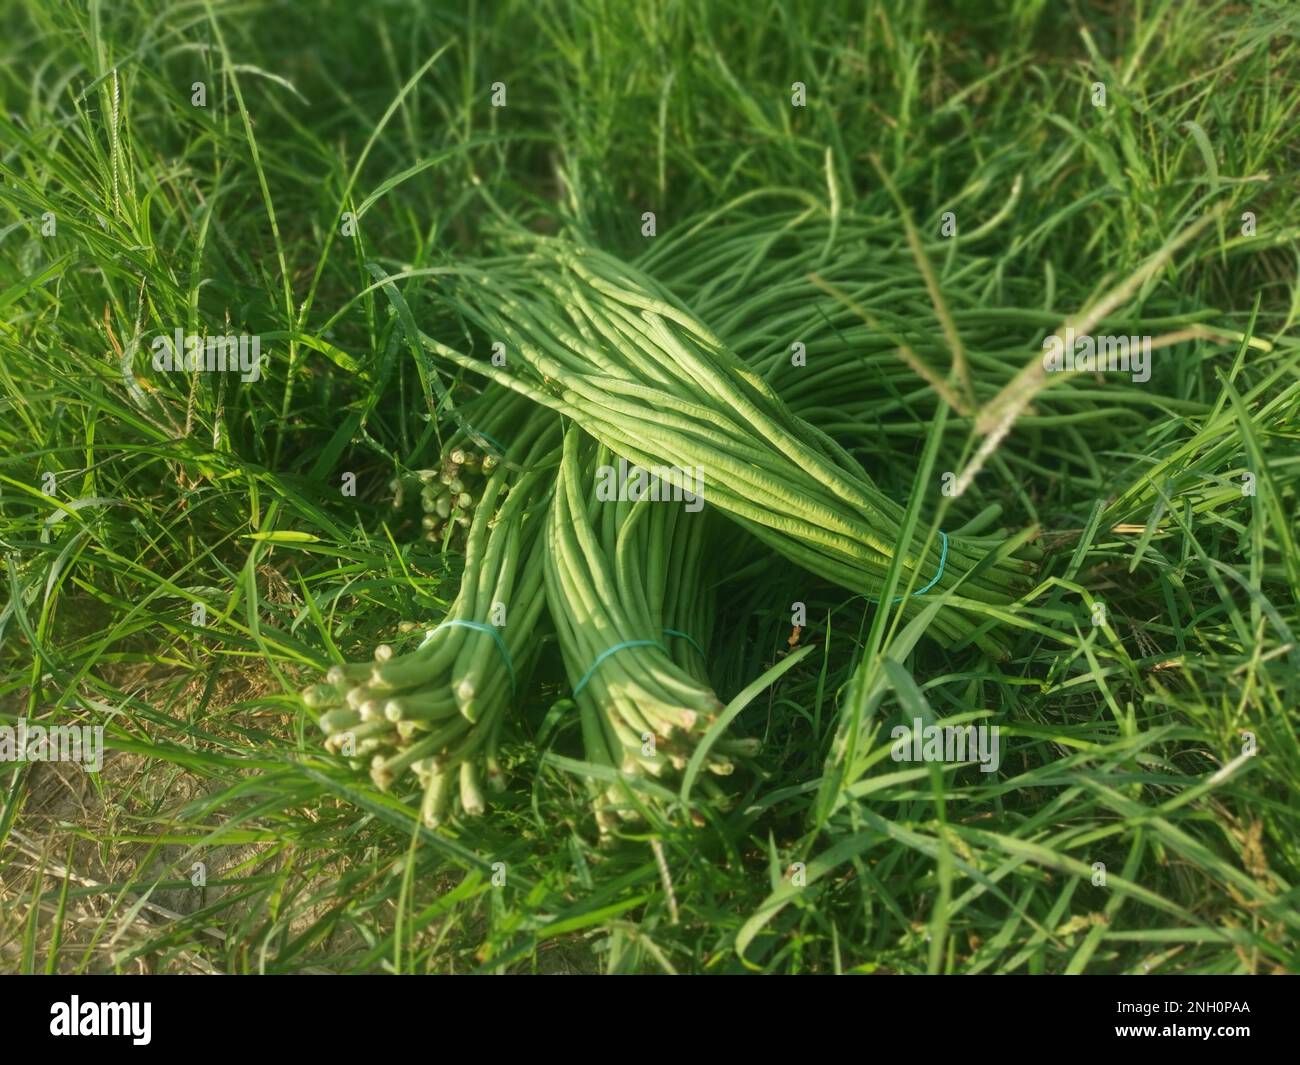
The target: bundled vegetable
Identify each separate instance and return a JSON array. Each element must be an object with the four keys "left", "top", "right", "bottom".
[
  {"left": 639, "top": 206, "right": 1202, "bottom": 461},
  {"left": 303, "top": 405, "right": 559, "bottom": 825},
  {"left": 545, "top": 428, "right": 749, "bottom": 829},
  {"left": 425, "top": 236, "right": 1036, "bottom": 657},
  {"left": 300, "top": 224, "right": 1057, "bottom": 831}
]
